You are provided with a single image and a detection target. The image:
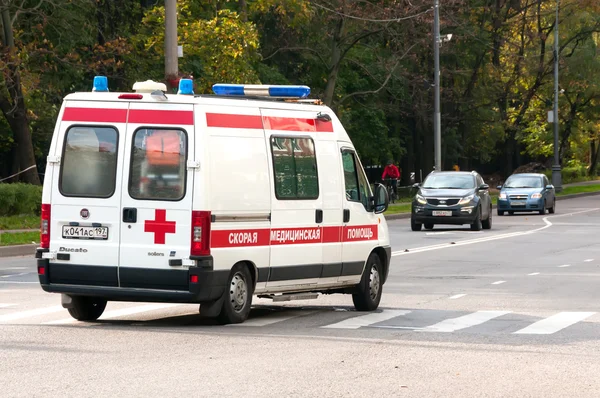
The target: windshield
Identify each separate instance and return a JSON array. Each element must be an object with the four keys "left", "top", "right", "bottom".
[
  {"left": 422, "top": 174, "right": 475, "bottom": 189},
  {"left": 504, "top": 176, "right": 543, "bottom": 188}
]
